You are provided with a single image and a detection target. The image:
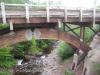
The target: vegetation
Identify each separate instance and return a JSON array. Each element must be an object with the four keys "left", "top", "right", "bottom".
[
  {"left": 0, "top": 23, "right": 9, "bottom": 30},
  {"left": 30, "top": 37, "right": 54, "bottom": 55},
  {"left": 11, "top": 38, "right": 54, "bottom": 58},
  {"left": 74, "top": 25, "right": 100, "bottom": 42},
  {"left": 0, "top": 47, "right": 11, "bottom": 57},
  {"left": 95, "top": 63, "right": 100, "bottom": 75},
  {"left": 64, "top": 69, "right": 74, "bottom": 75},
  {"left": 58, "top": 41, "right": 74, "bottom": 60},
  {"left": 0, "top": 56, "right": 16, "bottom": 69},
  {"left": 0, "top": 47, "right": 16, "bottom": 69},
  {"left": 11, "top": 41, "right": 32, "bottom": 58},
  {"left": 0, "top": 47, "right": 16, "bottom": 75},
  {"left": 60, "top": 24, "right": 100, "bottom": 42},
  {"left": 0, "top": 0, "right": 29, "bottom": 4},
  {"left": 0, "top": 71, "right": 11, "bottom": 75}
]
